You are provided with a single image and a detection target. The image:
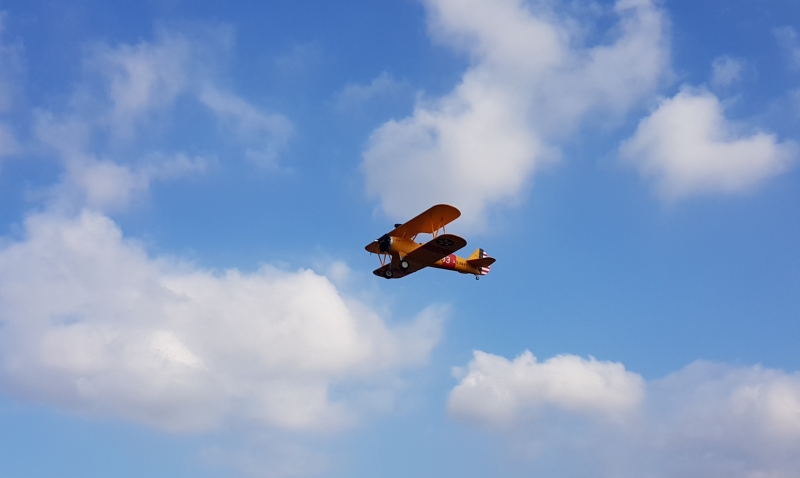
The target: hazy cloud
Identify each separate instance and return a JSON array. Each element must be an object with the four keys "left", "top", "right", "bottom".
[
  {"left": 63, "top": 153, "right": 208, "bottom": 212},
  {"left": 333, "top": 72, "right": 407, "bottom": 110},
  {"left": 199, "top": 87, "right": 293, "bottom": 168},
  {"left": 82, "top": 24, "right": 292, "bottom": 159},
  {"left": 0, "top": 124, "right": 17, "bottom": 158},
  {"left": 620, "top": 87, "right": 797, "bottom": 199},
  {"left": 34, "top": 112, "right": 210, "bottom": 212},
  {"left": 274, "top": 43, "right": 325, "bottom": 76},
  {"left": 199, "top": 437, "right": 332, "bottom": 478},
  {"left": 25, "top": 23, "right": 295, "bottom": 212},
  {"left": 86, "top": 27, "right": 195, "bottom": 138},
  {"left": 0, "top": 11, "right": 22, "bottom": 159},
  {"left": 711, "top": 55, "right": 744, "bottom": 88},
  {"left": 0, "top": 12, "right": 23, "bottom": 113},
  {"left": 775, "top": 26, "right": 800, "bottom": 70}
]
